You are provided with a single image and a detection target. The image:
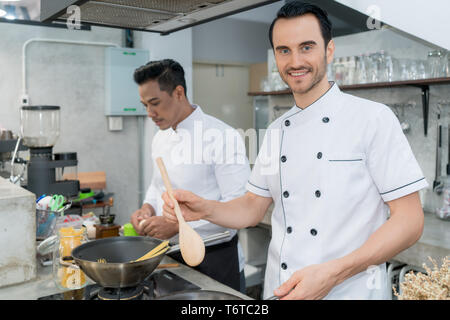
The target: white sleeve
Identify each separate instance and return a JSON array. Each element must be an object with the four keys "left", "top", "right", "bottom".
[
  {"left": 245, "top": 128, "right": 279, "bottom": 198},
  {"left": 214, "top": 129, "right": 251, "bottom": 202},
  {"left": 366, "top": 106, "right": 428, "bottom": 202}
]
